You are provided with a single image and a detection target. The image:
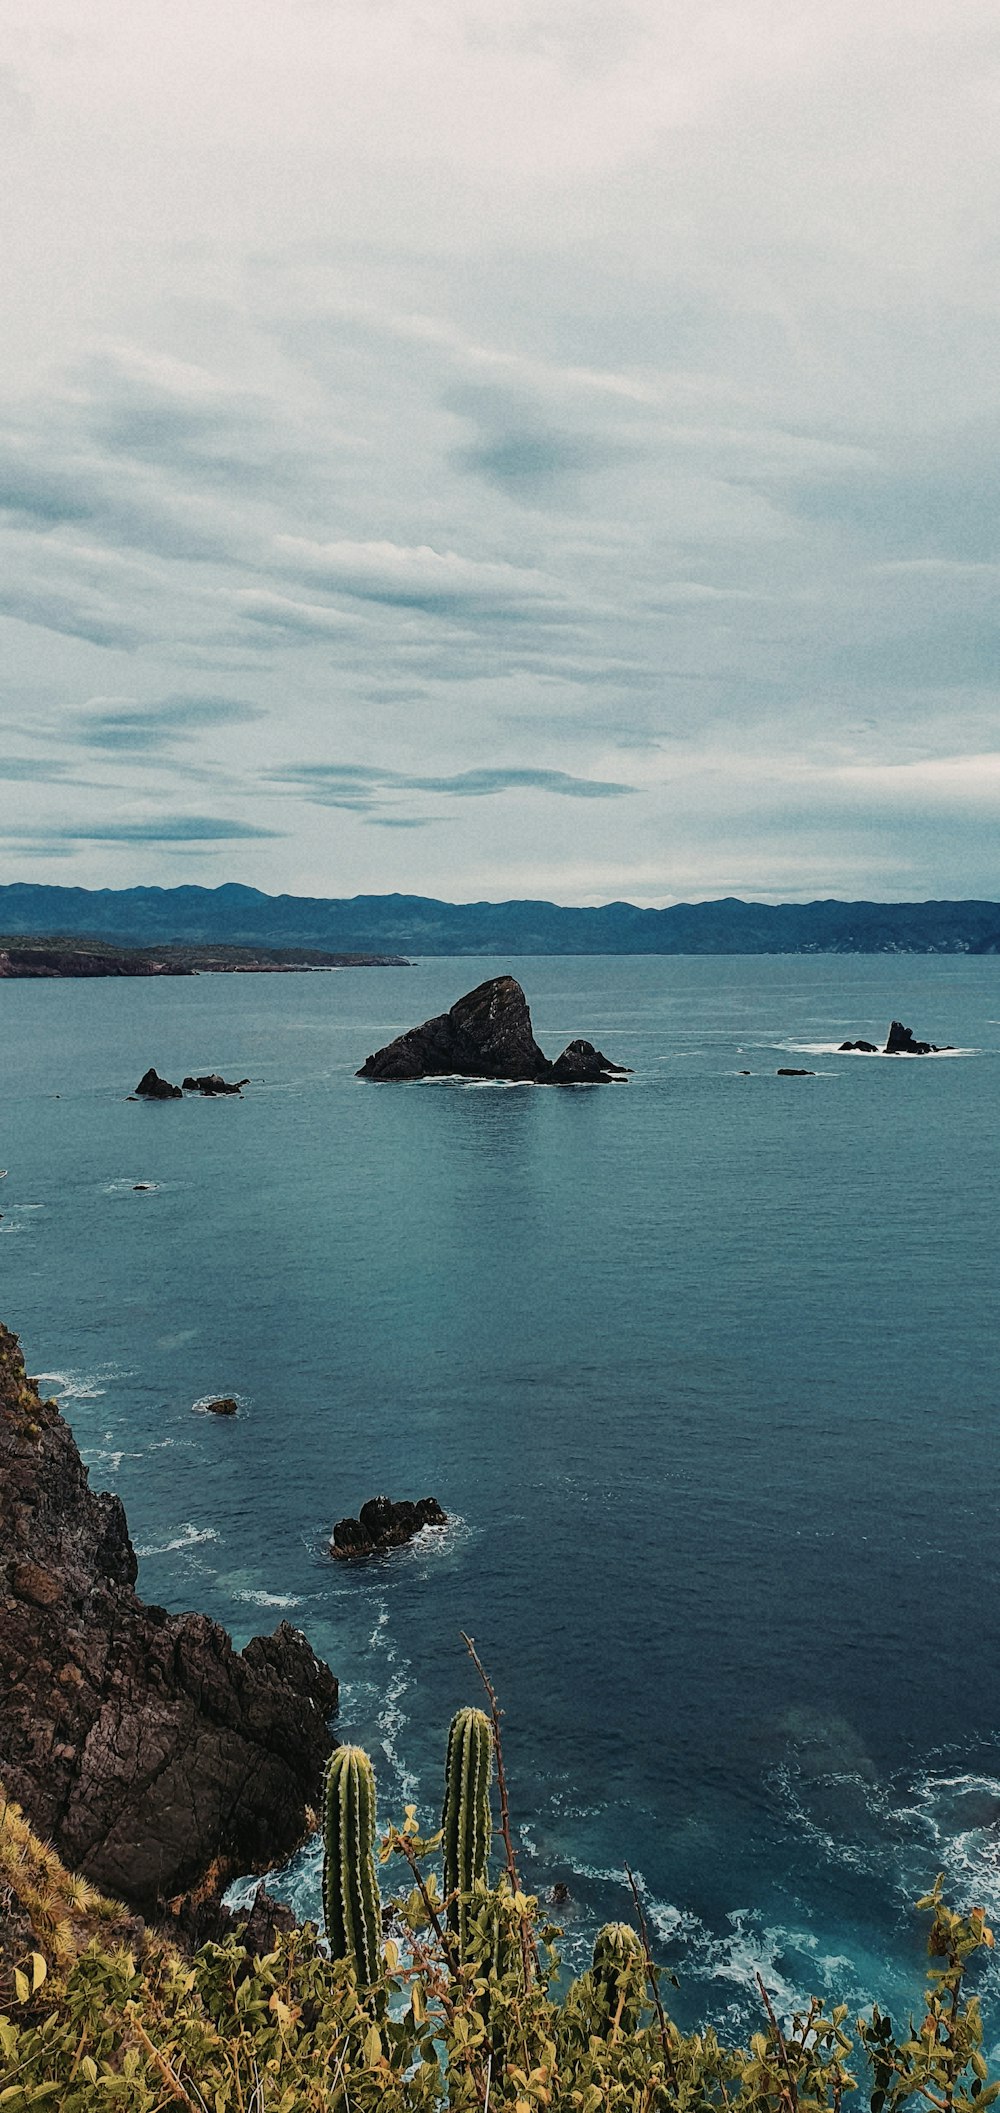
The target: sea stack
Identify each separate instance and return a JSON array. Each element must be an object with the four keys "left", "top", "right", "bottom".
[
  {"left": 357, "top": 975, "right": 630, "bottom": 1084},
  {"left": 135, "top": 1067, "right": 182, "bottom": 1099}
]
